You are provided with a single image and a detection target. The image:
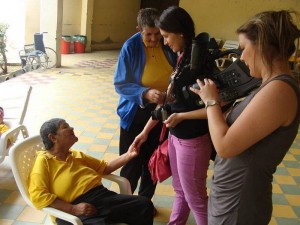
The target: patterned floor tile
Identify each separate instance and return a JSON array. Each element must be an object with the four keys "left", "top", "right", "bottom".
[{"left": 0, "top": 51, "right": 299, "bottom": 225}]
